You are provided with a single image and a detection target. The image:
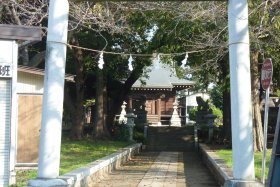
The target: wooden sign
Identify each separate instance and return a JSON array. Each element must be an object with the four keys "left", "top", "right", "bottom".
[
  {"left": 0, "top": 24, "right": 41, "bottom": 41},
  {"left": 0, "top": 64, "right": 12, "bottom": 78}
]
